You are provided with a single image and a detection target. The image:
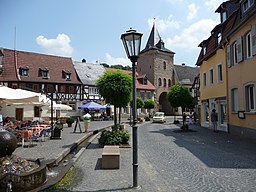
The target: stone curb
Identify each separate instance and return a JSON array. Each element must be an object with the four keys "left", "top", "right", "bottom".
[{"left": 54, "top": 132, "right": 93, "bottom": 166}]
